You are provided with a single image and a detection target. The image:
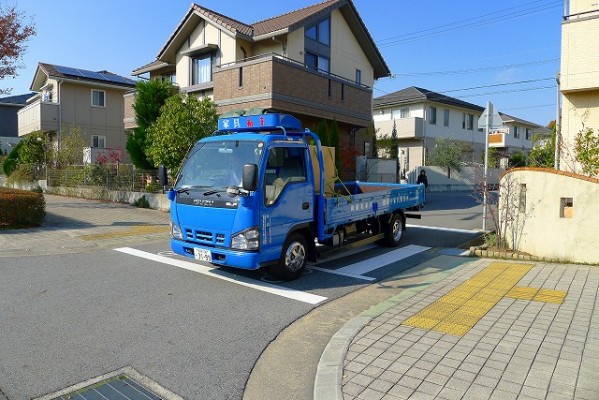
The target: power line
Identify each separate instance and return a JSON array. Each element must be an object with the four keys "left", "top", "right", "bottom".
[
  {"left": 389, "top": 59, "right": 559, "bottom": 78},
  {"left": 454, "top": 85, "right": 556, "bottom": 99},
  {"left": 377, "top": 1, "right": 561, "bottom": 48},
  {"left": 439, "top": 78, "right": 556, "bottom": 94},
  {"left": 376, "top": 0, "right": 551, "bottom": 45}
]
